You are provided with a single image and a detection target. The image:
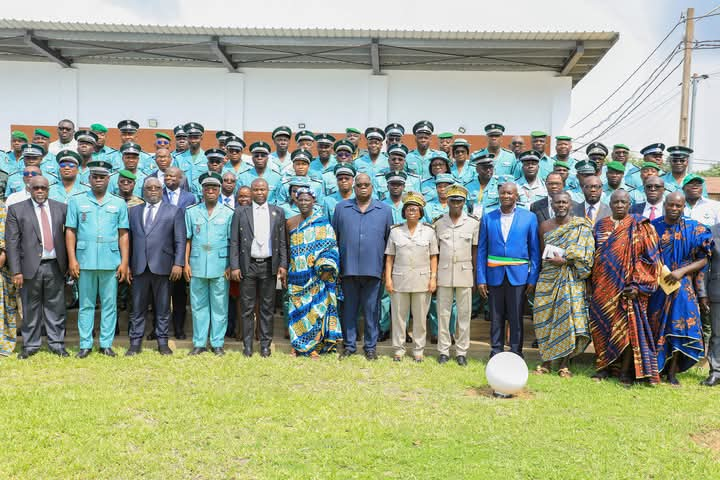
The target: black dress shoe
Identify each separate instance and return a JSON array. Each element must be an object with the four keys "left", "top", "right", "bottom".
[
  {"left": 147, "top": 332, "right": 157, "bottom": 341},
  {"left": 175, "top": 333, "right": 187, "bottom": 340},
  {"left": 377, "top": 331, "right": 390, "bottom": 342},
  {"left": 99, "top": 347, "right": 117, "bottom": 357},
  {"left": 158, "top": 345, "right": 173, "bottom": 355},
  {"left": 701, "top": 374, "right": 720, "bottom": 386},
  {"left": 125, "top": 345, "right": 142, "bottom": 357},
  {"left": 365, "top": 350, "right": 378, "bottom": 361},
  {"left": 212, "top": 347, "right": 226, "bottom": 356},
  {"left": 456, "top": 355, "right": 468, "bottom": 366},
  {"left": 405, "top": 333, "right": 413, "bottom": 344},
  {"left": 339, "top": 349, "right": 355, "bottom": 360},
  {"left": 76, "top": 348, "right": 92, "bottom": 359},
  {"left": 437, "top": 354, "right": 449, "bottom": 364},
  {"left": 531, "top": 340, "right": 539, "bottom": 348},
  {"left": 430, "top": 335, "right": 438, "bottom": 345},
  {"left": 17, "top": 349, "right": 38, "bottom": 360},
  {"left": 188, "top": 347, "right": 207, "bottom": 356},
  {"left": 260, "top": 347, "right": 271, "bottom": 358},
  {"left": 49, "top": 347, "right": 70, "bottom": 358}
]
